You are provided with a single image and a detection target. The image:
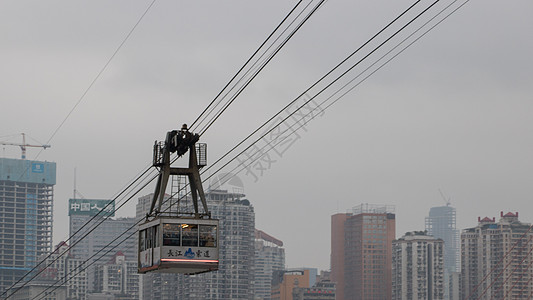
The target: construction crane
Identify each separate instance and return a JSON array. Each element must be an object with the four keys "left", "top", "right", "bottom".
[
  {"left": 0, "top": 133, "right": 51, "bottom": 159},
  {"left": 438, "top": 188, "right": 451, "bottom": 206}
]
